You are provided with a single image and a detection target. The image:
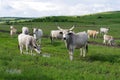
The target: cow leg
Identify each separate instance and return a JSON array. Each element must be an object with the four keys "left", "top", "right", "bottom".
[
  {"left": 88, "top": 35, "right": 90, "bottom": 38},
  {"left": 103, "top": 40, "right": 106, "bottom": 45},
  {"left": 80, "top": 48, "right": 83, "bottom": 57},
  {"left": 69, "top": 50, "right": 73, "bottom": 61},
  {"left": 83, "top": 47, "right": 86, "bottom": 57},
  {"left": 25, "top": 44, "right": 29, "bottom": 54},
  {"left": 19, "top": 45, "right": 23, "bottom": 54},
  {"left": 50, "top": 36, "right": 53, "bottom": 44},
  {"left": 10, "top": 31, "right": 13, "bottom": 36},
  {"left": 29, "top": 46, "right": 33, "bottom": 55},
  {"left": 108, "top": 40, "right": 112, "bottom": 46}
]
